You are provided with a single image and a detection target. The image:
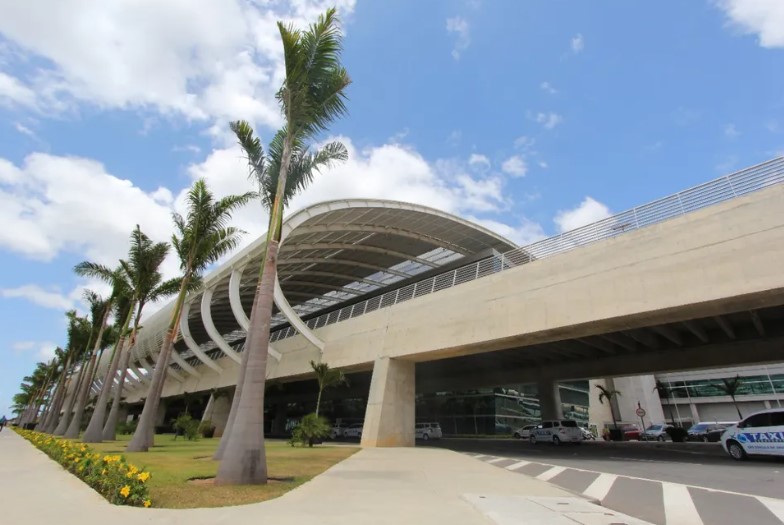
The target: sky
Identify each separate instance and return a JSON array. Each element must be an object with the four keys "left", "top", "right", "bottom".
[{"left": 1, "top": 0, "right": 783, "bottom": 415}]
